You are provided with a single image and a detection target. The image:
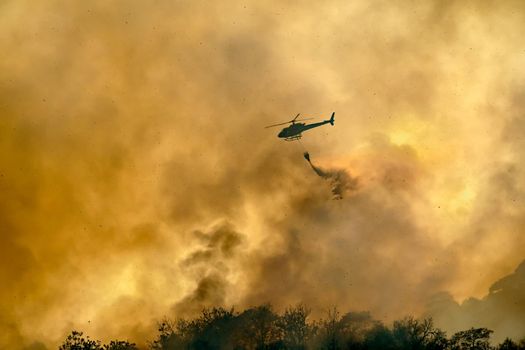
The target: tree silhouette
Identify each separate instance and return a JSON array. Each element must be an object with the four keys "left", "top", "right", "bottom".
[
  {"left": 316, "top": 307, "right": 342, "bottom": 350},
  {"left": 235, "top": 304, "right": 282, "bottom": 350},
  {"left": 149, "top": 319, "right": 180, "bottom": 350},
  {"left": 59, "top": 331, "right": 102, "bottom": 350},
  {"left": 60, "top": 303, "right": 525, "bottom": 350},
  {"left": 189, "top": 307, "right": 237, "bottom": 349},
  {"left": 277, "top": 304, "right": 311, "bottom": 350},
  {"left": 392, "top": 317, "right": 447, "bottom": 350},
  {"left": 59, "top": 331, "right": 137, "bottom": 350},
  {"left": 103, "top": 340, "right": 138, "bottom": 350},
  {"left": 449, "top": 328, "right": 492, "bottom": 350},
  {"left": 364, "top": 323, "right": 395, "bottom": 350},
  {"left": 339, "top": 311, "right": 379, "bottom": 349},
  {"left": 498, "top": 338, "right": 519, "bottom": 350}
]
